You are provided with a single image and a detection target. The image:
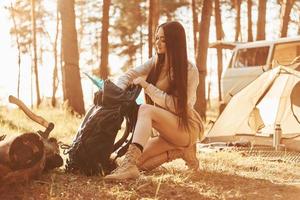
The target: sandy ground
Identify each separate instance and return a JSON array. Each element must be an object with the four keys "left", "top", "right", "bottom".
[
  {"left": 1, "top": 105, "right": 299, "bottom": 199},
  {"left": 1, "top": 163, "right": 299, "bottom": 200}
]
